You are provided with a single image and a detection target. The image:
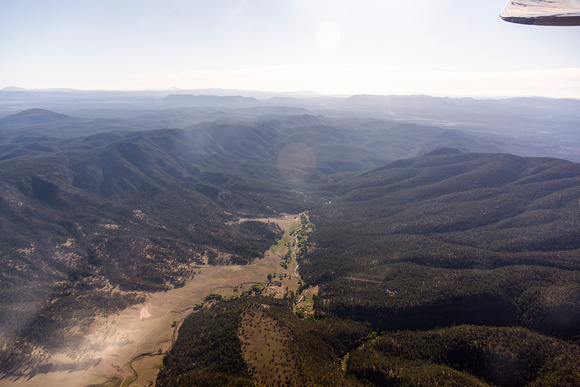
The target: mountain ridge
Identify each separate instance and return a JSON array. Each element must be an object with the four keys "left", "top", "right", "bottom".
[
  {"left": 0, "top": 97, "right": 578, "bottom": 385},
  {"left": 0, "top": 108, "right": 75, "bottom": 126}
]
